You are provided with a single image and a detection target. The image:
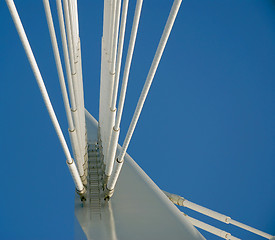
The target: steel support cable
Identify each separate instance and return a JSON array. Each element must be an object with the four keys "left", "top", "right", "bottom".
[
  {"left": 164, "top": 191, "right": 274, "bottom": 240},
  {"left": 105, "top": 0, "right": 129, "bottom": 178},
  {"left": 104, "top": 0, "right": 122, "bottom": 177},
  {"left": 99, "top": 0, "right": 116, "bottom": 164},
  {"left": 68, "top": 0, "right": 79, "bottom": 40},
  {"left": 59, "top": 0, "right": 86, "bottom": 181},
  {"left": 108, "top": 0, "right": 116, "bottom": 57},
  {"left": 103, "top": 0, "right": 143, "bottom": 181},
  {"left": 68, "top": 0, "right": 77, "bottom": 59},
  {"left": 5, "top": 0, "right": 85, "bottom": 194},
  {"left": 67, "top": 0, "right": 85, "bottom": 133},
  {"left": 63, "top": 0, "right": 86, "bottom": 163},
  {"left": 228, "top": 220, "right": 273, "bottom": 240},
  {"left": 110, "top": 0, "right": 121, "bottom": 76},
  {"left": 102, "top": 0, "right": 111, "bottom": 52},
  {"left": 184, "top": 214, "right": 240, "bottom": 240},
  {"left": 106, "top": 0, "right": 182, "bottom": 197},
  {"left": 64, "top": 0, "right": 76, "bottom": 60},
  {"left": 67, "top": 0, "right": 86, "bottom": 178},
  {"left": 109, "top": 0, "right": 118, "bottom": 64},
  {"left": 56, "top": 0, "right": 85, "bottom": 181},
  {"left": 76, "top": 39, "right": 86, "bottom": 147},
  {"left": 110, "top": 0, "right": 129, "bottom": 111},
  {"left": 43, "top": 0, "right": 84, "bottom": 178},
  {"left": 113, "top": 0, "right": 143, "bottom": 132},
  {"left": 101, "top": 0, "right": 119, "bottom": 159},
  {"left": 76, "top": 40, "right": 87, "bottom": 177},
  {"left": 73, "top": 0, "right": 79, "bottom": 36},
  {"left": 74, "top": 39, "right": 86, "bottom": 171},
  {"left": 56, "top": 0, "right": 77, "bottom": 114},
  {"left": 65, "top": 0, "right": 84, "bottom": 118},
  {"left": 67, "top": 0, "right": 86, "bottom": 162}
]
